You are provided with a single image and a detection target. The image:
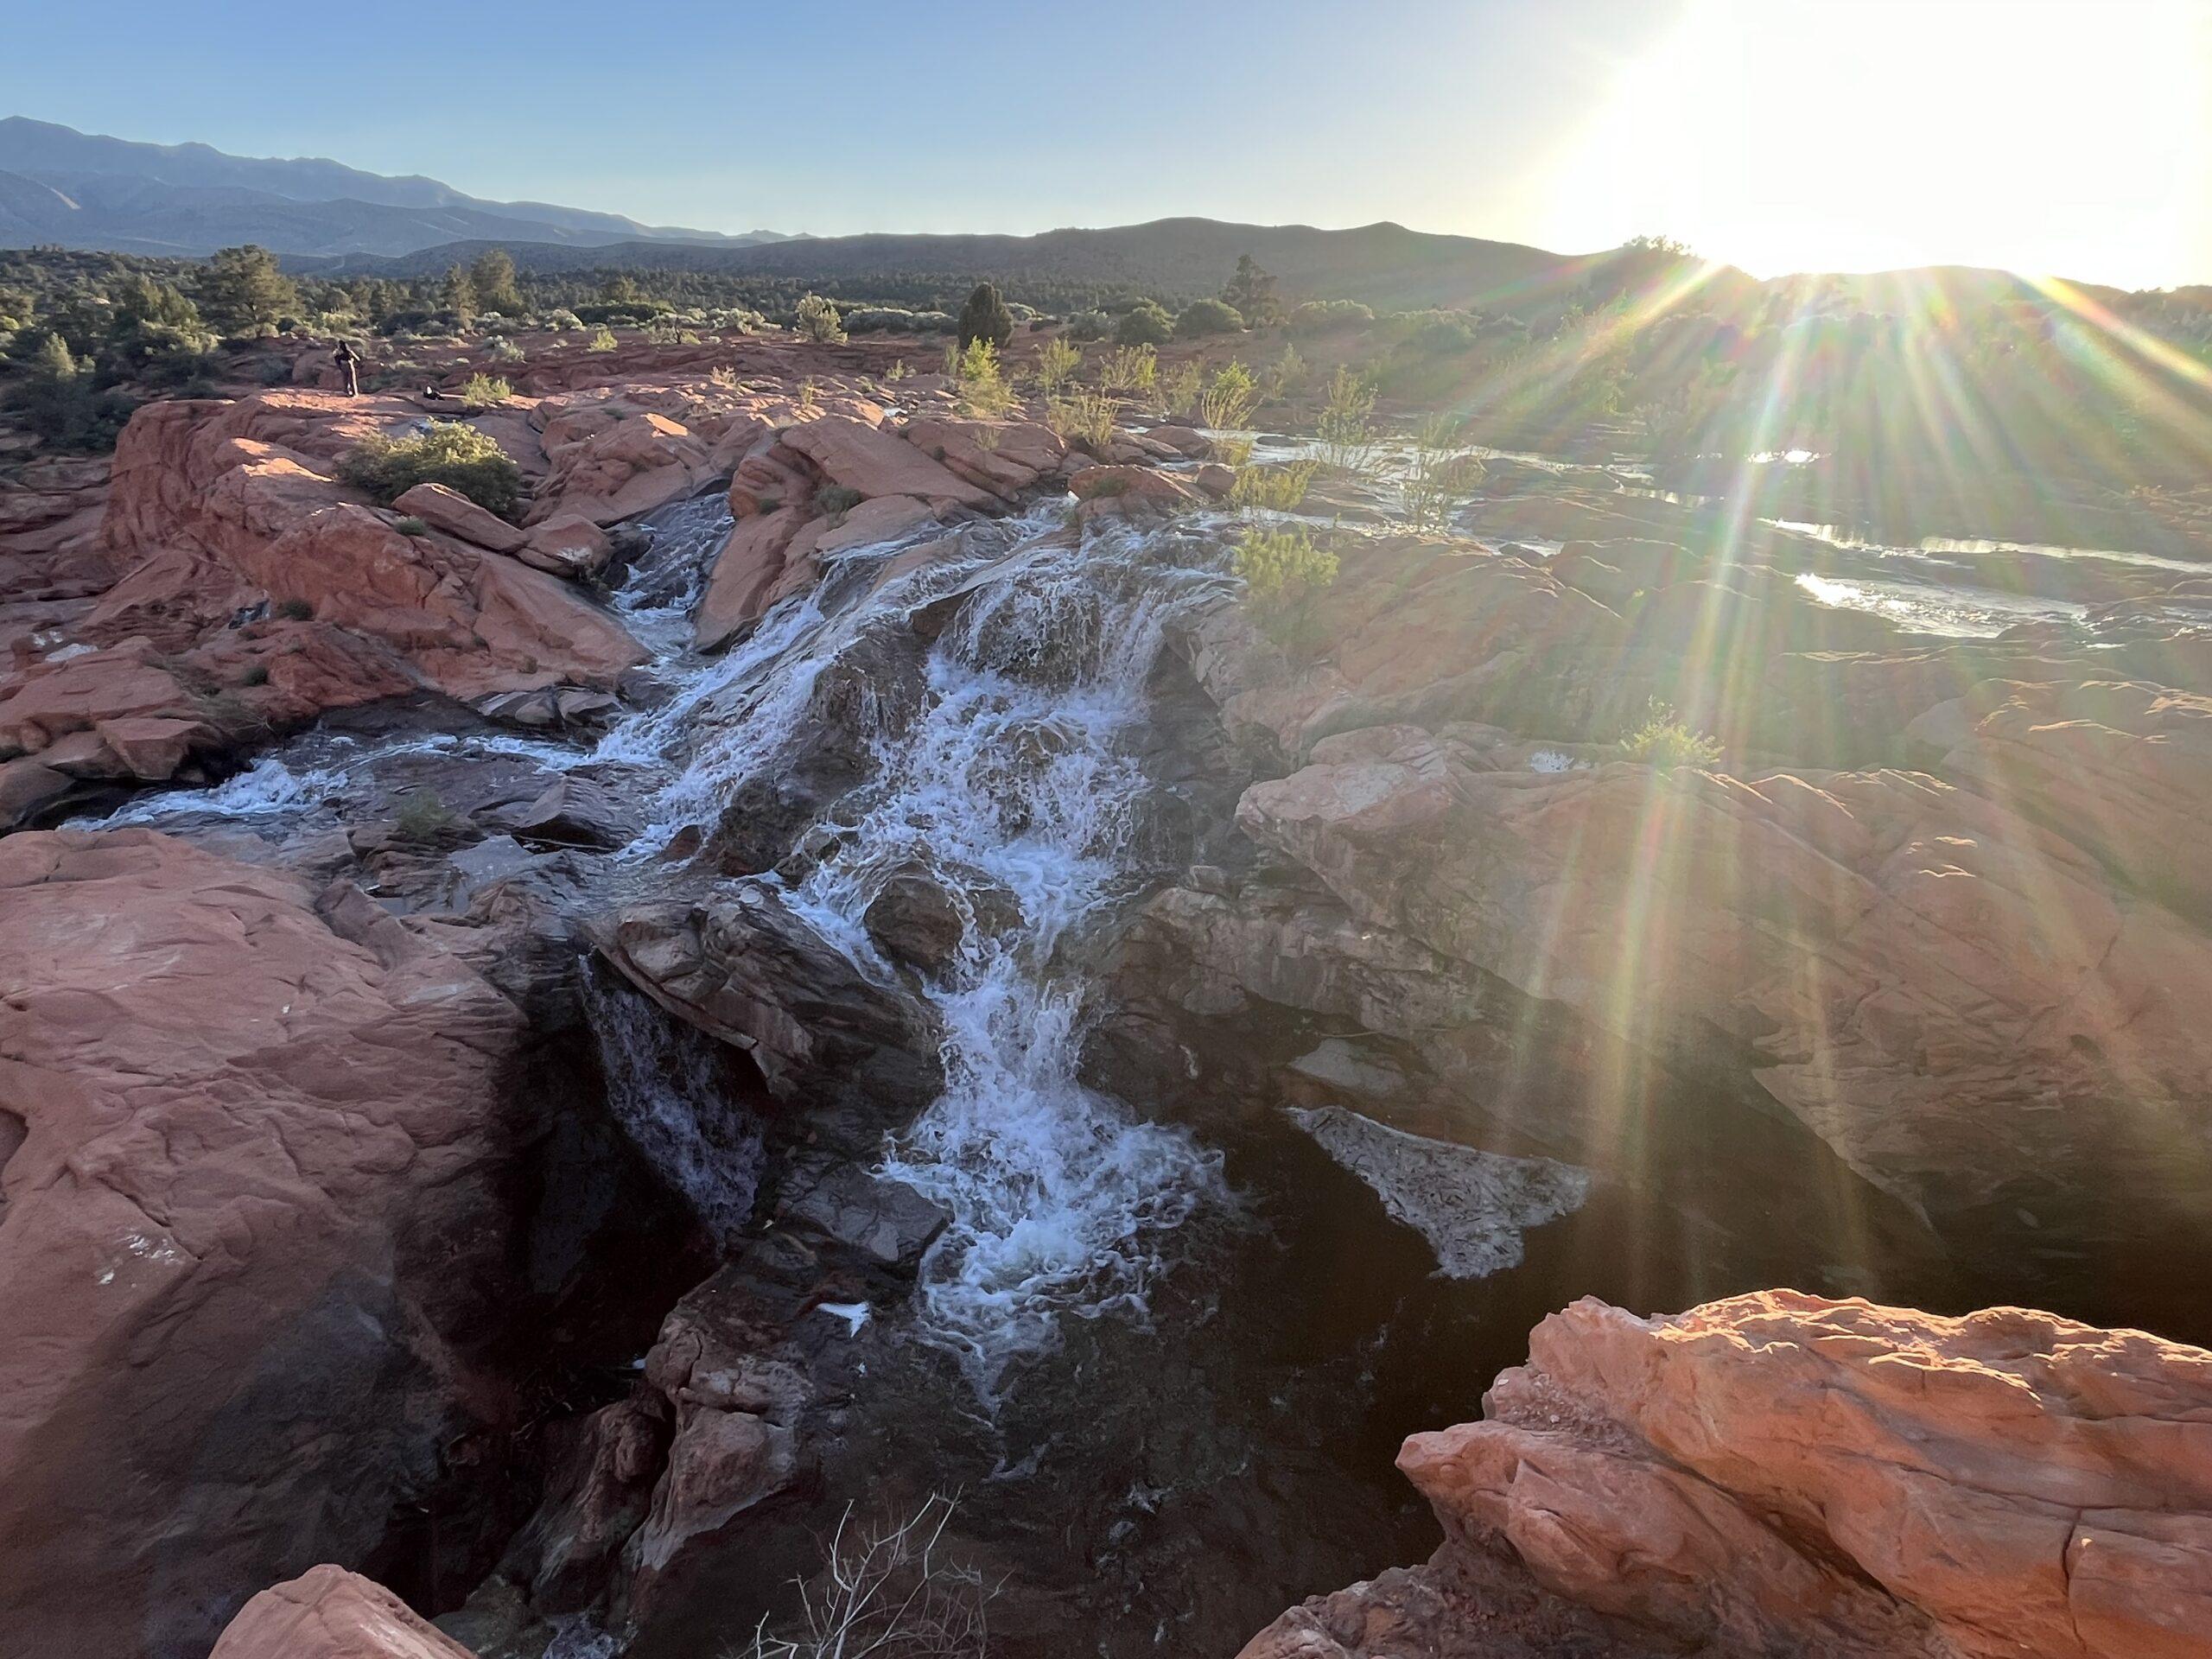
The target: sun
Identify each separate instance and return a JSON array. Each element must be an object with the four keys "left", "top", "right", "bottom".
[{"left": 1540, "top": 0, "right": 2212, "bottom": 287}]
